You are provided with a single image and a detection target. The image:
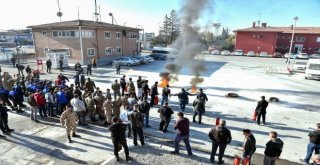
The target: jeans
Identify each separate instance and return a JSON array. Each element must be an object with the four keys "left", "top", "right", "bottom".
[
  {"left": 38, "top": 105, "right": 47, "bottom": 117},
  {"left": 30, "top": 106, "right": 38, "bottom": 121},
  {"left": 263, "top": 155, "right": 277, "bottom": 165},
  {"left": 304, "top": 142, "right": 320, "bottom": 163},
  {"left": 144, "top": 113, "right": 149, "bottom": 127},
  {"left": 1, "top": 114, "right": 10, "bottom": 131},
  {"left": 210, "top": 142, "right": 227, "bottom": 163},
  {"left": 174, "top": 134, "right": 192, "bottom": 155},
  {"left": 160, "top": 95, "right": 168, "bottom": 107},
  {"left": 132, "top": 128, "right": 144, "bottom": 146},
  {"left": 179, "top": 102, "right": 186, "bottom": 112}
]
